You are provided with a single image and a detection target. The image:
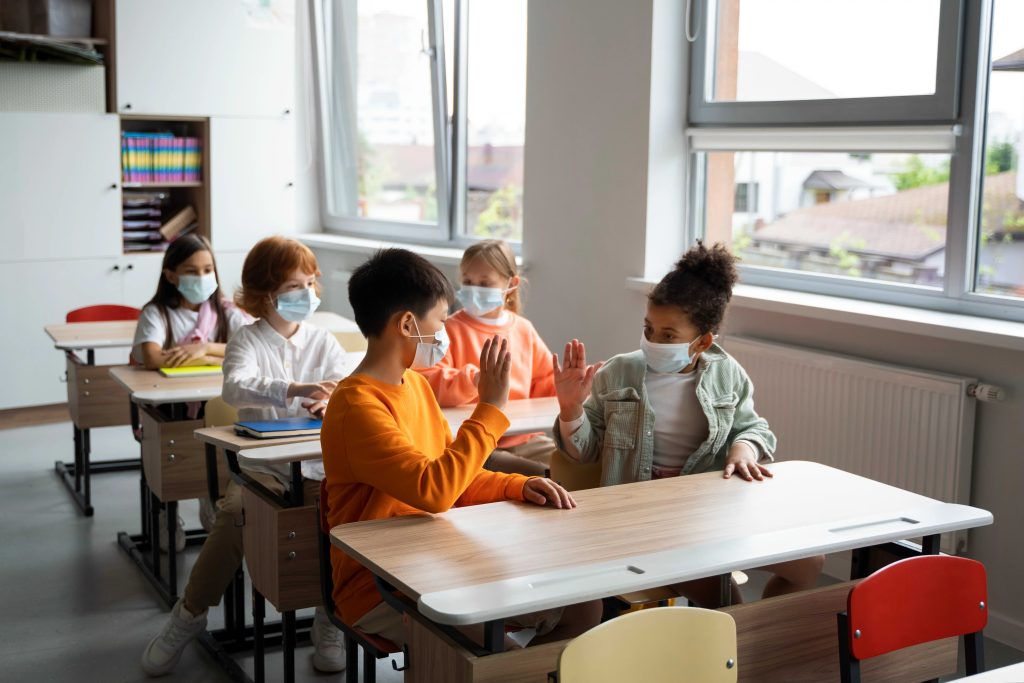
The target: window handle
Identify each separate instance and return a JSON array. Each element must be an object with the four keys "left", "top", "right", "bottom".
[{"left": 420, "top": 29, "right": 436, "bottom": 59}]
